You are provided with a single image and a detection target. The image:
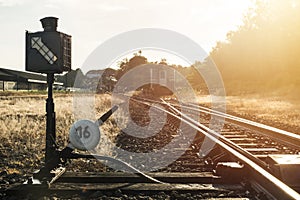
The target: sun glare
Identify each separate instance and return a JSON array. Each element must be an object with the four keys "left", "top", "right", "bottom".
[{"left": 292, "top": 0, "right": 297, "bottom": 8}]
